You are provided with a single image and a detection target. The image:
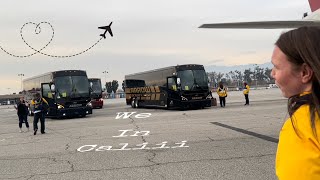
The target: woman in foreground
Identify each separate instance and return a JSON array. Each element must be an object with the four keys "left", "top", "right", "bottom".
[{"left": 272, "top": 26, "right": 320, "bottom": 179}]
